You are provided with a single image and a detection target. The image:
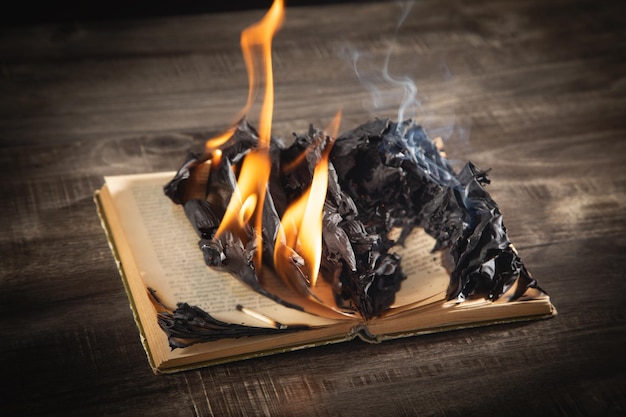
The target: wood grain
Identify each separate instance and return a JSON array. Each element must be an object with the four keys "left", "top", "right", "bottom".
[{"left": 1, "top": 0, "right": 625, "bottom": 416}]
